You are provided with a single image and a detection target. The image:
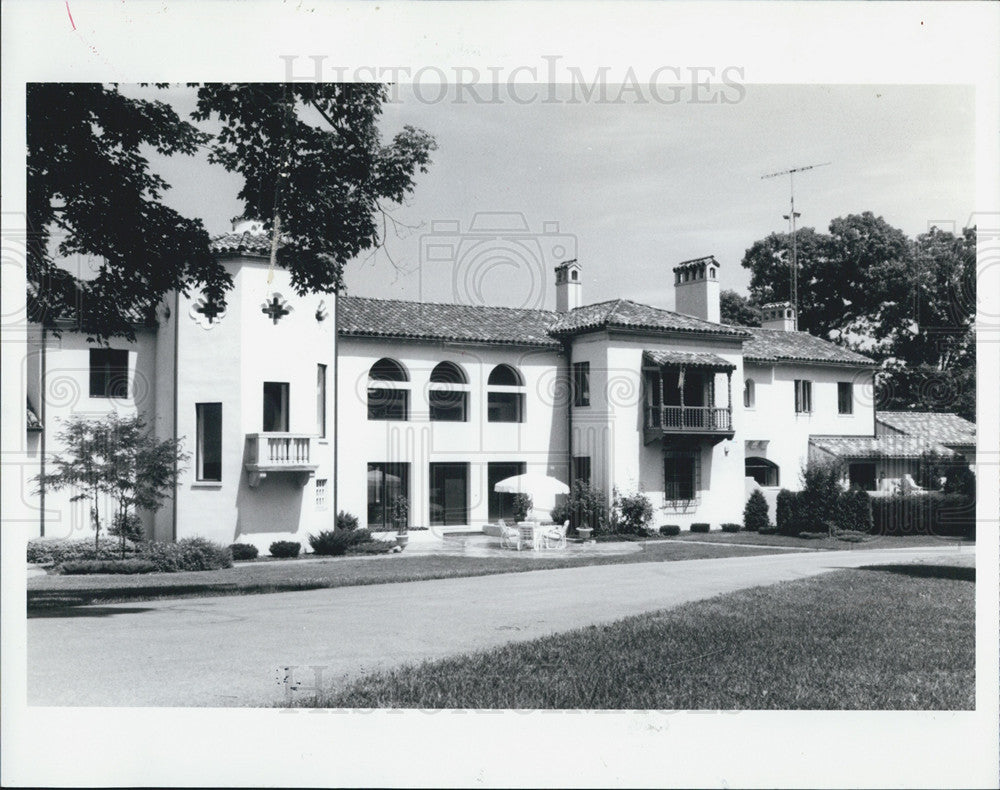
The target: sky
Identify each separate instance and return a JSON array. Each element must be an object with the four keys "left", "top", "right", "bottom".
[{"left": 123, "top": 83, "right": 974, "bottom": 313}]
